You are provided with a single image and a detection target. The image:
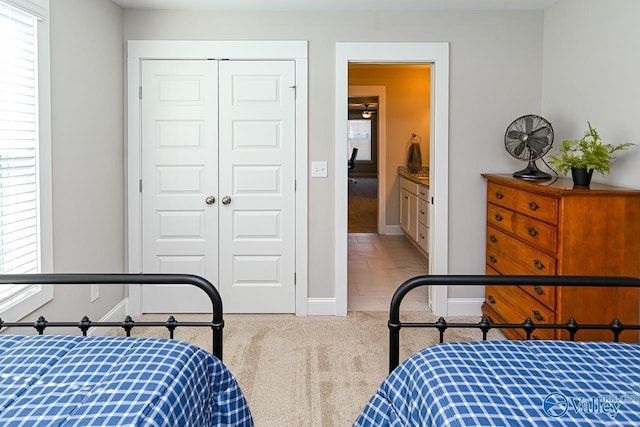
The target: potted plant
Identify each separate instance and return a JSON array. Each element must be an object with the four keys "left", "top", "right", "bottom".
[{"left": 548, "top": 122, "right": 635, "bottom": 187}]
